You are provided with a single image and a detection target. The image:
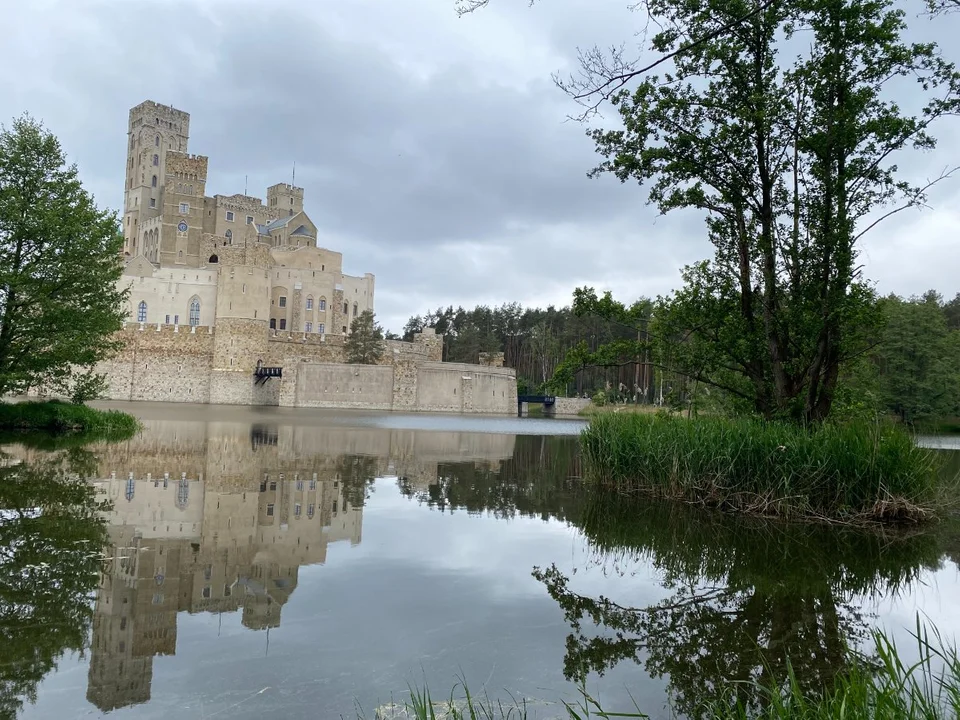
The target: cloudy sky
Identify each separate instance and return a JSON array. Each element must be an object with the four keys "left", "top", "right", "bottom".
[{"left": 3, "top": 0, "right": 959, "bottom": 334}]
